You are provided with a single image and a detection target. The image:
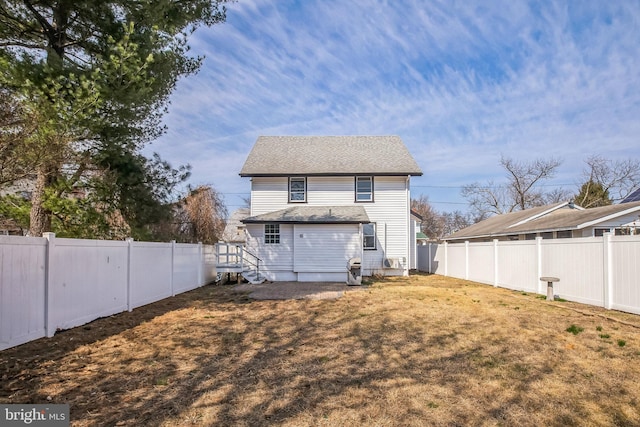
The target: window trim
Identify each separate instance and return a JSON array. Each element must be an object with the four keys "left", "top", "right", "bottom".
[
  {"left": 289, "top": 177, "right": 307, "bottom": 203},
  {"left": 363, "top": 222, "right": 376, "bottom": 250},
  {"left": 355, "top": 176, "right": 374, "bottom": 202},
  {"left": 264, "top": 223, "right": 280, "bottom": 244}
]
